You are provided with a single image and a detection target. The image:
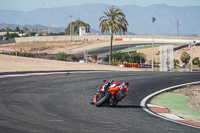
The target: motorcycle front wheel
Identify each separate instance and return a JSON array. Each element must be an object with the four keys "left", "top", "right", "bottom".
[{"left": 95, "top": 92, "right": 112, "bottom": 107}]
